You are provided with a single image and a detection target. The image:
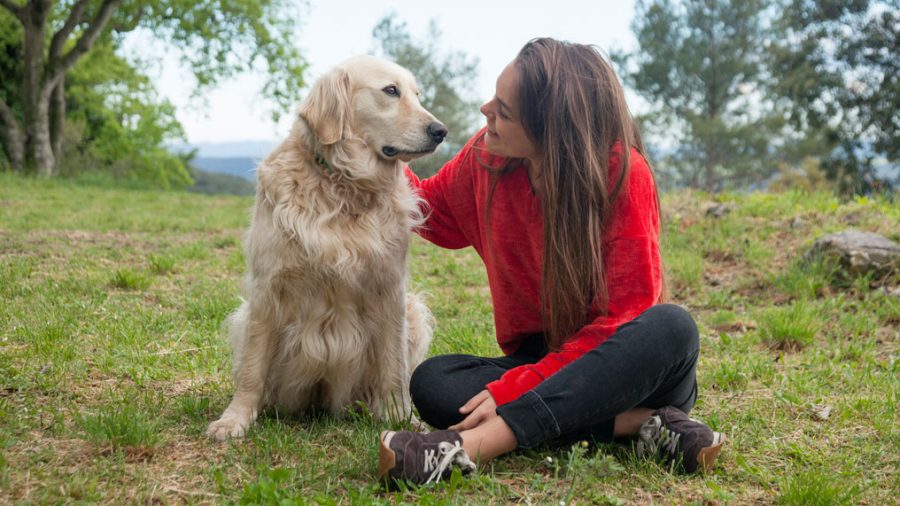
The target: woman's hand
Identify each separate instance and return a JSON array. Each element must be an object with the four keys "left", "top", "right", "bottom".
[{"left": 448, "top": 389, "right": 498, "bottom": 431}]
